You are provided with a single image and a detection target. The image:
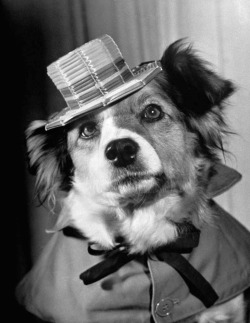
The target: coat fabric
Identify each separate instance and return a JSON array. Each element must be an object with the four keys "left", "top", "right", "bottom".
[{"left": 16, "top": 164, "right": 250, "bottom": 323}]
